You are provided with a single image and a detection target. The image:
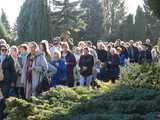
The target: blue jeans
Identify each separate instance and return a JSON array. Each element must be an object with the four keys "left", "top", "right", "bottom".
[{"left": 80, "top": 75, "right": 93, "bottom": 86}]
